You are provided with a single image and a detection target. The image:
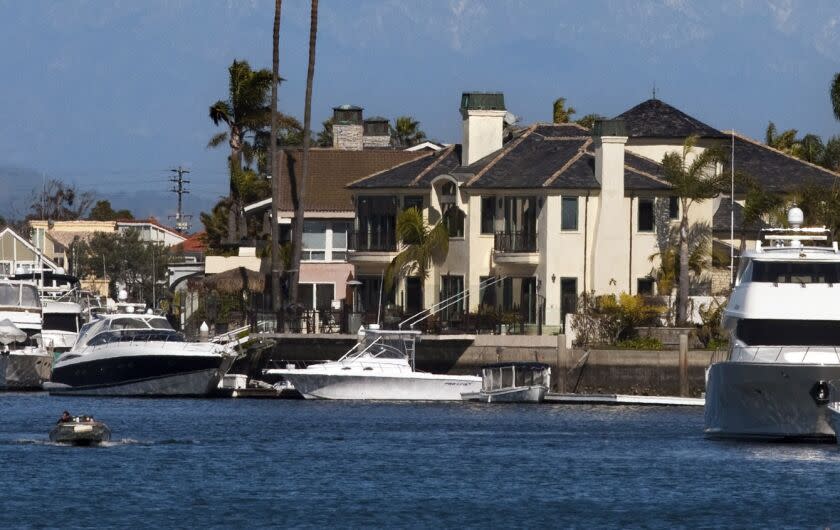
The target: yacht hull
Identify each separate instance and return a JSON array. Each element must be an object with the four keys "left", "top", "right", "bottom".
[
  {"left": 48, "top": 352, "right": 235, "bottom": 397},
  {"left": 705, "top": 362, "right": 840, "bottom": 441},
  {"left": 275, "top": 370, "right": 481, "bottom": 401},
  {"left": 0, "top": 351, "right": 52, "bottom": 390}
]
